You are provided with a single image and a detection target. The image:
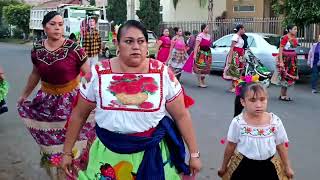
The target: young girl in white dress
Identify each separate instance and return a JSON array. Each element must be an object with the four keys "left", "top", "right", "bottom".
[{"left": 218, "top": 82, "right": 294, "bottom": 180}]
